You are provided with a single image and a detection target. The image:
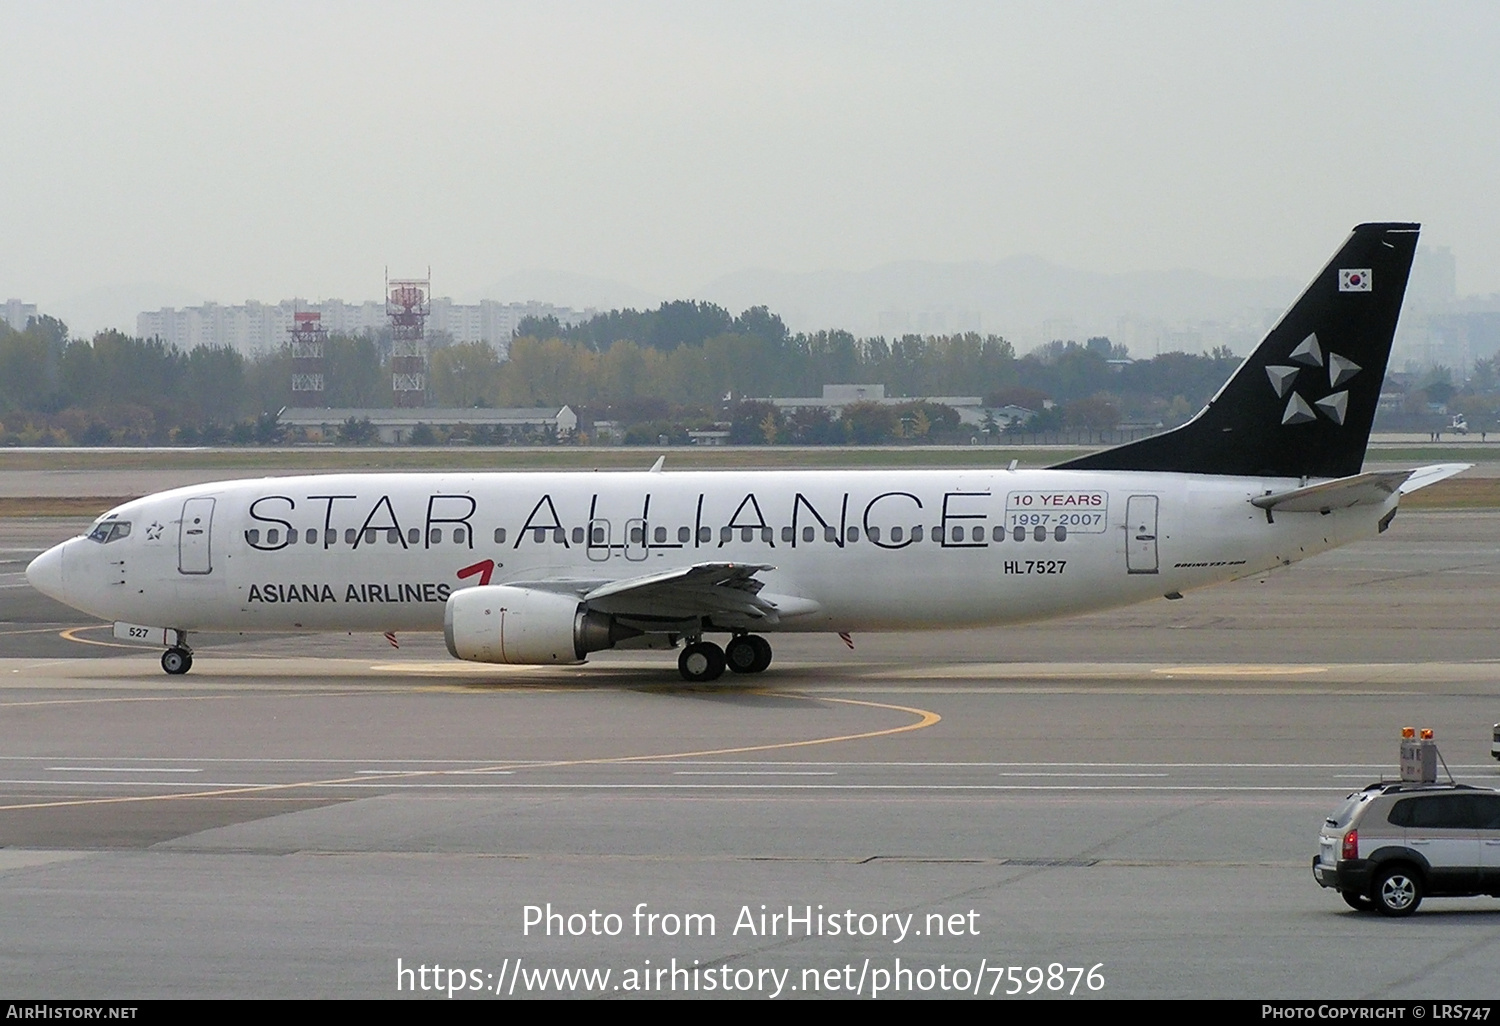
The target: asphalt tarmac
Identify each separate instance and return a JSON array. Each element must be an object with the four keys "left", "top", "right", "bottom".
[{"left": 2, "top": 510, "right": 1499, "bottom": 1000}]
